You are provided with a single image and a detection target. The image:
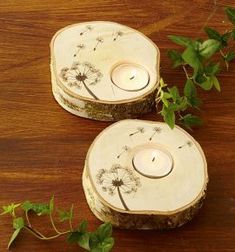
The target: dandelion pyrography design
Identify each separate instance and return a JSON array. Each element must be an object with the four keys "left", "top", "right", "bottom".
[
  {"left": 178, "top": 140, "right": 193, "bottom": 149},
  {"left": 113, "top": 31, "right": 123, "bottom": 41},
  {"left": 93, "top": 37, "right": 104, "bottom": 51},
  {"left": 149, "top": 127, "right": 162, "bottom": 141},
  {"left": 60, "top": 62, "right": 103, "bottom": 100},
  {"left": 80, "top": 25, "right": 93, "bottom": 36},
  {"left": 129, "top": 127, "right": 145, "bottom": 137},
  {"left": 96, "top": 164, "right": 141, "bottom": 211},
  {"left": 117, "top": 145, "right": 130, "bottom": 159},
  {"left": 74, "top": 44, "right": 85, "bottom": 57}
]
